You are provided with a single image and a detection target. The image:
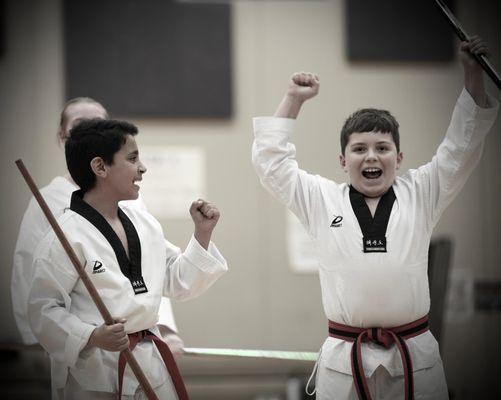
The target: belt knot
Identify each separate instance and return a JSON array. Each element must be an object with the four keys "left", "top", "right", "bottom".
[
  {"left": 328, "top": 315, "right": 429, "bottom": 400},
  {"left": 366, "top": 327, "right": 393, "bottom": 348}
]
